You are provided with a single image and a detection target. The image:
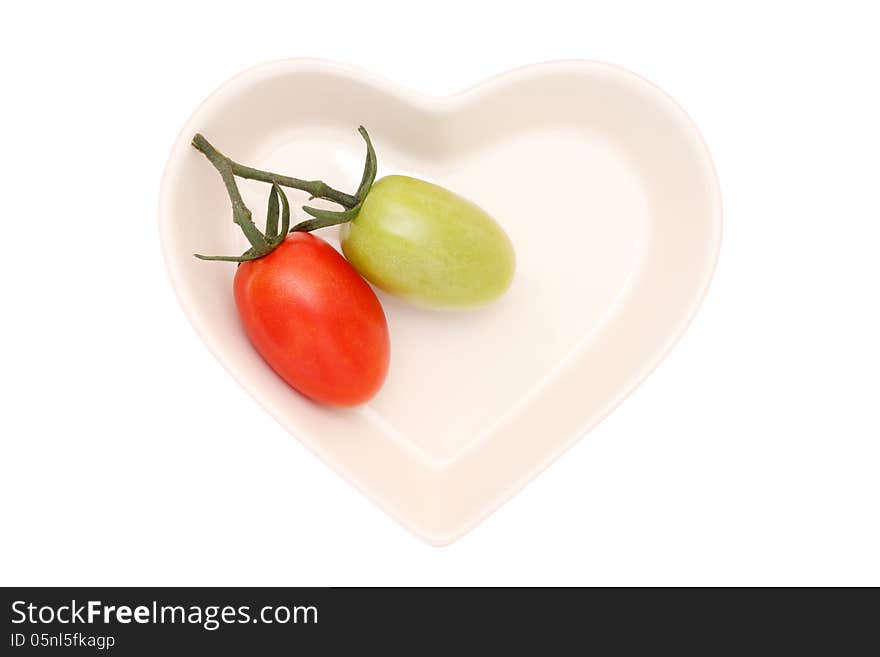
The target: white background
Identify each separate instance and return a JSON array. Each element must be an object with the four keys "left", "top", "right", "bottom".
[{"left": 2, "top": 1, "right": 878, "bottom": 586}]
